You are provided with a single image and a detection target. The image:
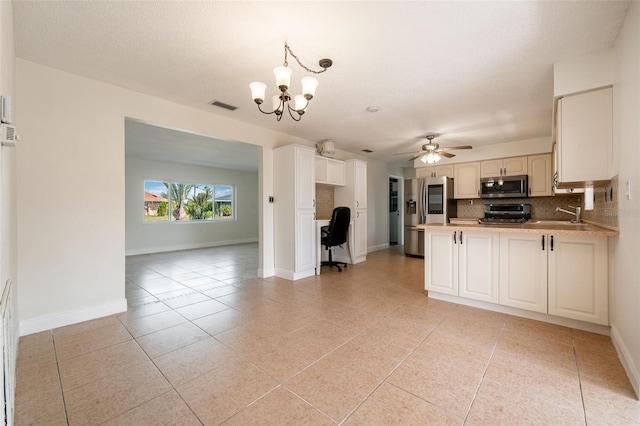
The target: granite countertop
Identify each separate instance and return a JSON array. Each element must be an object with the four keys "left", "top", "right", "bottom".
[{"left": 417, "top": 220, "right": 619, "bottom": 237}]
